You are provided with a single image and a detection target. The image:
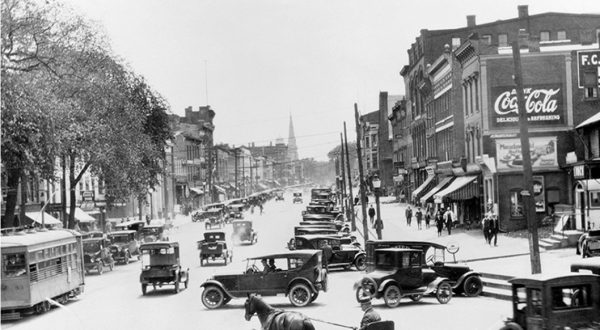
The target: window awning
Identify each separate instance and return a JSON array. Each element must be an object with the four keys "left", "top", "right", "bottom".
[
  {"left": 190, "top": 187, "right": 204, "bottom": 195},
  {"left": 434, "top": 175, "right": 479, "bottom": 203},
  {"left": 411, "top": 175, "right": 435, "bottom": 201},
  {"left": 26, "top": 212, "right": 62, "bottom": 225},
  {"left": 576, "top": 112, "right": 600, "bottom": 129},
  {"left": 257, "top": 183, "right": 268, "bottom": 191},
  {"left": 66, "top": 207, "right": 96, "bottom": 222},
  {"left": 213, "top": 185, "right": 226, "bottom": 194},
  {"left": 420, "top": 177, "right": 454, "bottom": 204}
]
